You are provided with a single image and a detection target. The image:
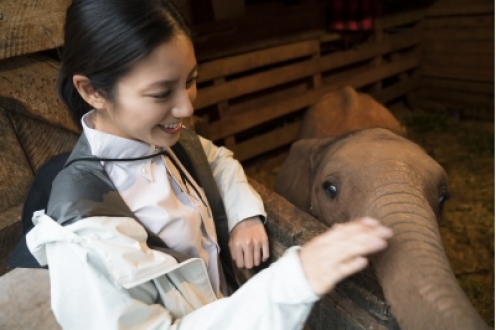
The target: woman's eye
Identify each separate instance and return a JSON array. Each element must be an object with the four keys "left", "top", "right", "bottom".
[
  {"left": 186, "top": 76, "right": 197, "bottom": 88},
  {"left": 151, "top": 91, "right": 171, "bottom": 99}
]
